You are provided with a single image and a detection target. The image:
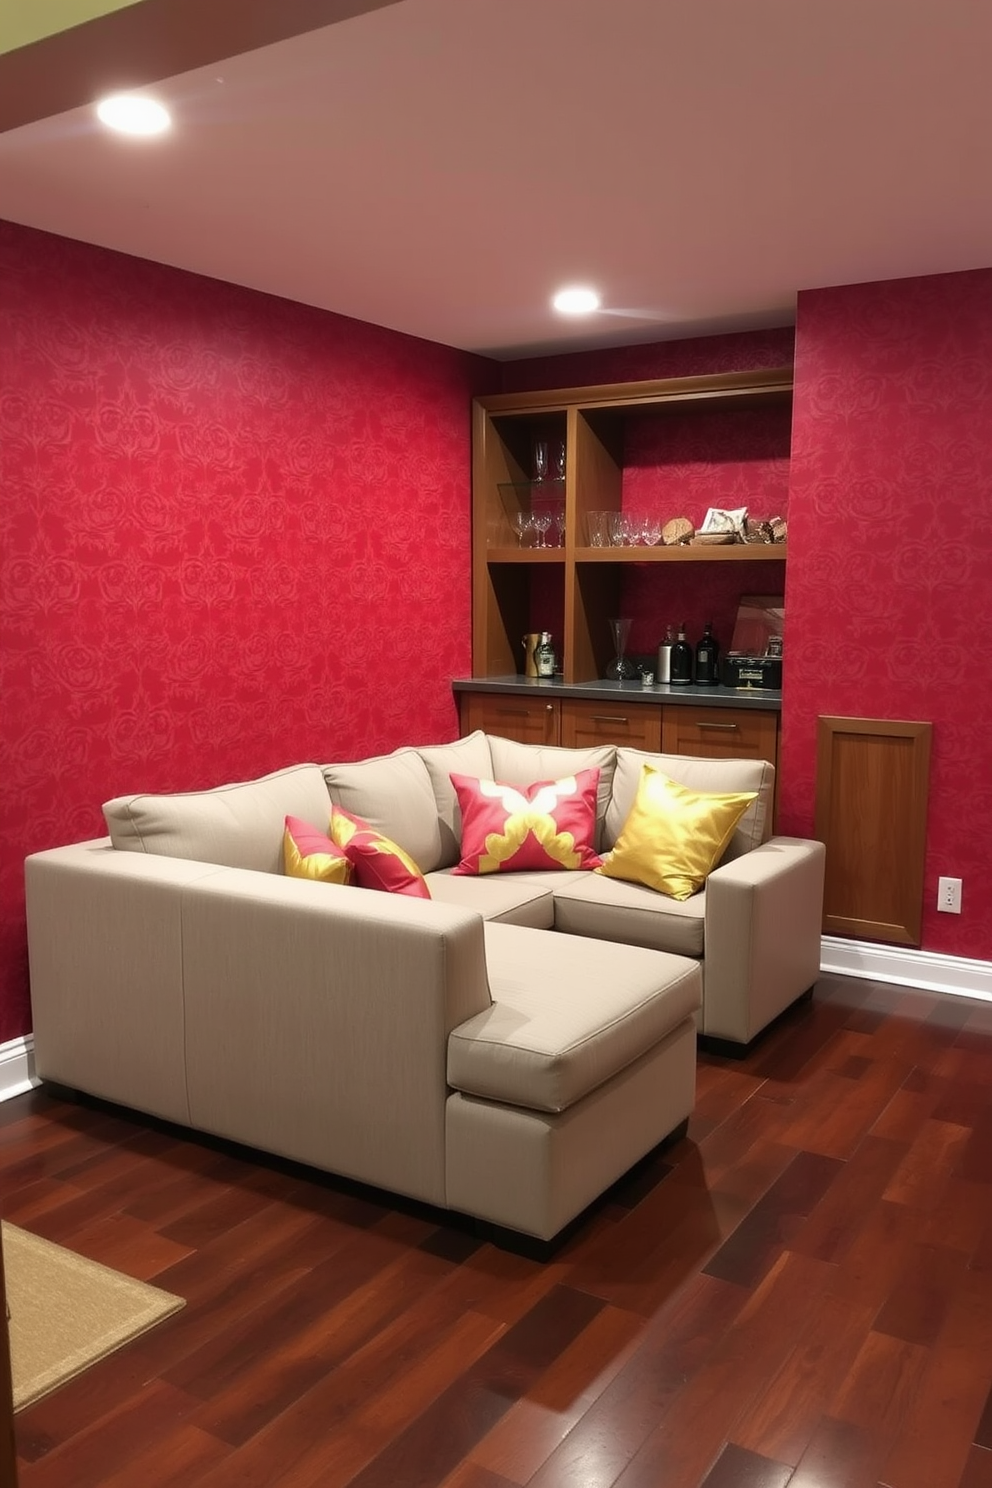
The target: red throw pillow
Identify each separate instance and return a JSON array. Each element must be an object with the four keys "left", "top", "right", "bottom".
[
  {"left": 283, "top": 816, "right": 352, "bottom": 884},
  {"left": 329, "top": 804, "right": 431, "bottom": 898},
  {"left": 450, "top": 769, "right": 602, "bottom": 875}
]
